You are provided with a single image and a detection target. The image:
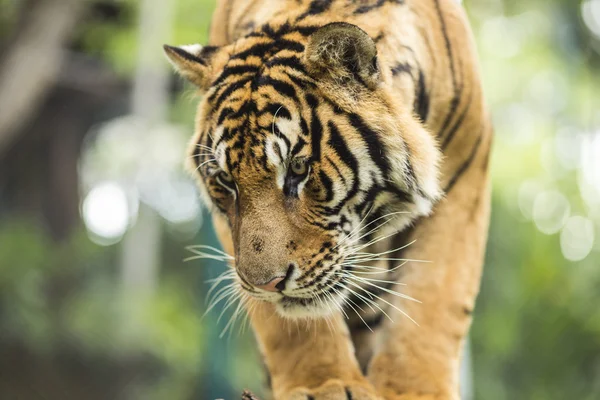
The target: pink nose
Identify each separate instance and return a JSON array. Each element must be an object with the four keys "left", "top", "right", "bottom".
[{"left": 255, "top": 276, "right": 286, "bottom": 292}]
